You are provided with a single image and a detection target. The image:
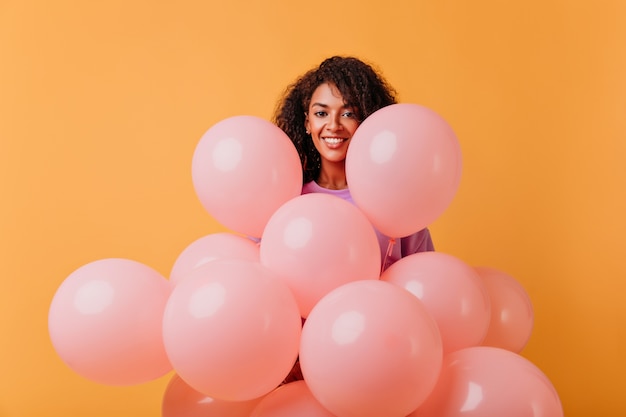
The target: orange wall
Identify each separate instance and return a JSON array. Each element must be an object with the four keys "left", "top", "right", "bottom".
[{"left": 1, "top": 1, "right": 624, "bottom": 415}]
